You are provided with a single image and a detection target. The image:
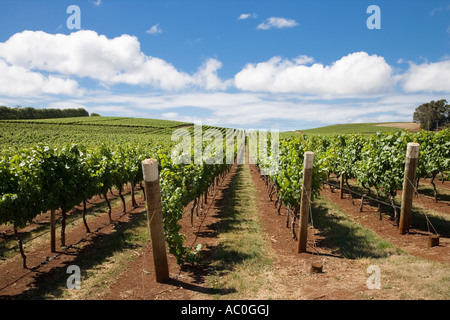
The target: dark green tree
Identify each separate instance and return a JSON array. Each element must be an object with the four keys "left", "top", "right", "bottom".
[
  {"left": 413, "top": 99, "right": 449, "bottom": 130},
  {"left": 0, "top": 106, "right": 89, "bottom": 120}
]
